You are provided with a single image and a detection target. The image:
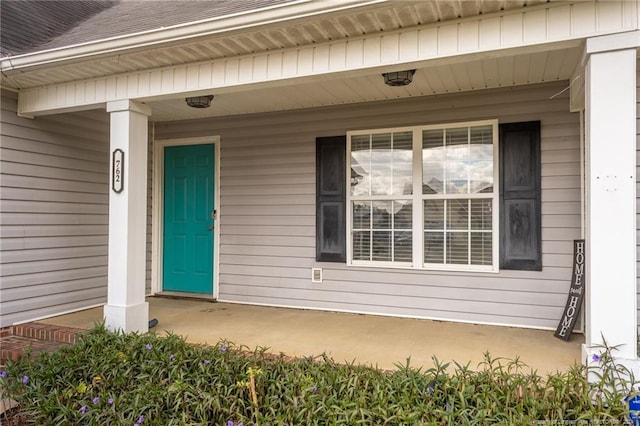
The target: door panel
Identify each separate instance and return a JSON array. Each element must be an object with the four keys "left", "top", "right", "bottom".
[{"left": 163, "top": 144, "right": 215, "bottom": 294}]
